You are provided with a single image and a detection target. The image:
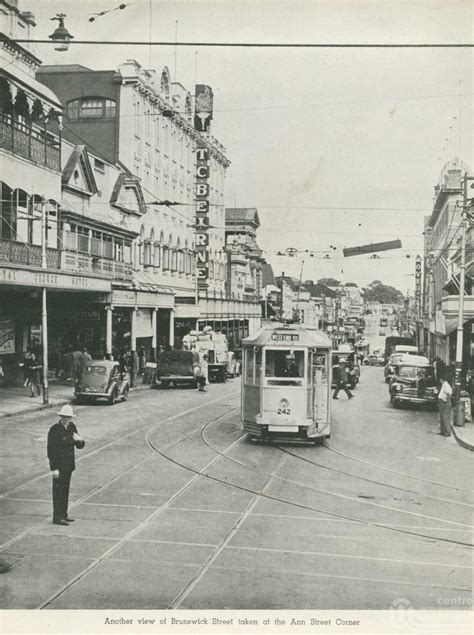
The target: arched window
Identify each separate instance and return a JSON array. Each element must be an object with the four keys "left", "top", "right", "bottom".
[
  {"left": 138, "top": 225, "right": 145, "bottom": 266},
  {"left": 144, "top": 228, "right": 153, "bottom": 267}
]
